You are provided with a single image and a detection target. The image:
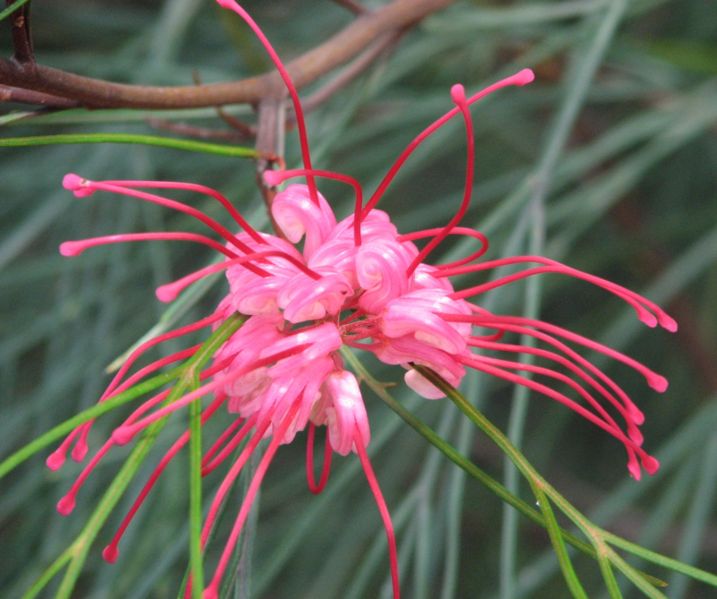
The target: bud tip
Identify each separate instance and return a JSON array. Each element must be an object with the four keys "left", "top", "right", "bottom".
[
  {"left": 56, "top": 495, "right": 76, "bottom": 516},
  {"left": 102, "top": 545, "right": 119, "bottom": 563}
]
